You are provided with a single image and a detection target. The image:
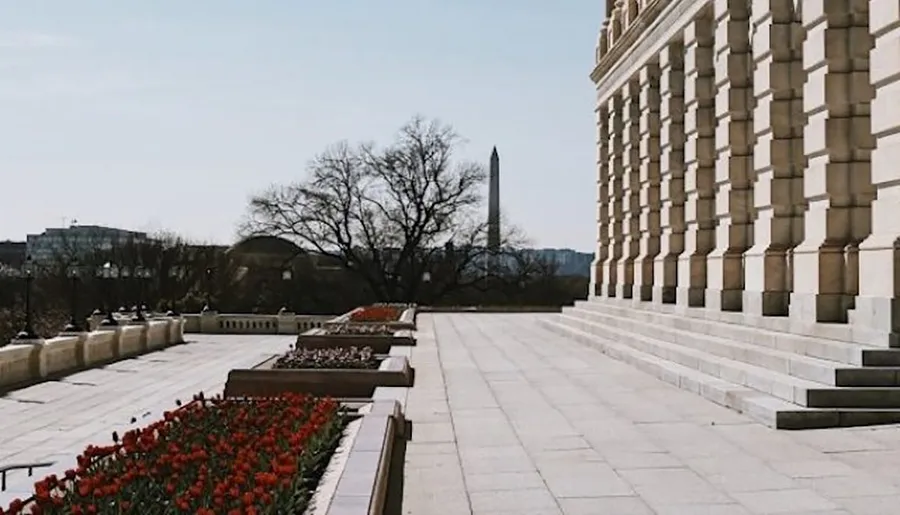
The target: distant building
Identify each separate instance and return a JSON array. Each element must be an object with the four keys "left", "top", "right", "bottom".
[
  {"left": 26, "top": 224, "right": 149, "bottom": 264},
  {"left": 528, "top": 248, "right": 593, "bottom": 277},
  {"left": 0, "top": 241, "right": 26, "bottom": 267}
]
